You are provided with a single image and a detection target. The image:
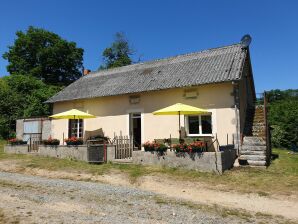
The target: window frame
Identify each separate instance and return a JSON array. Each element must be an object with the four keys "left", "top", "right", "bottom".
[
  {"left": 68, "top": 119, "right": 84, "bottom": 138},
  {"left": 185, "top": 114, "right": 213, "bottom": 137}
]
